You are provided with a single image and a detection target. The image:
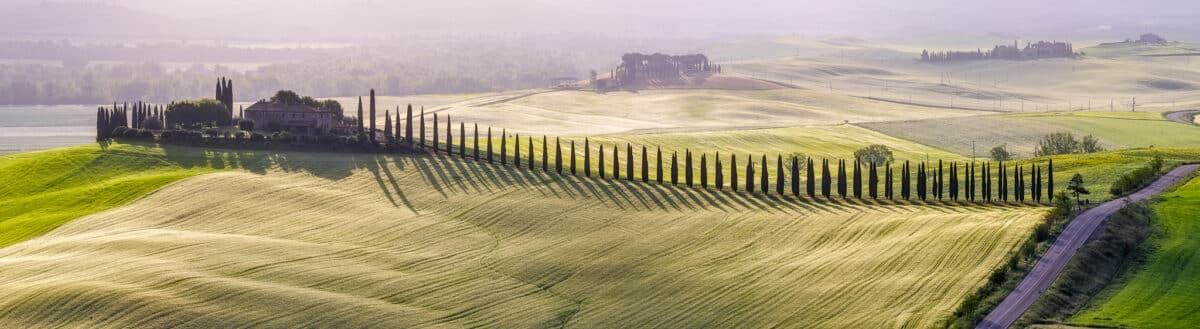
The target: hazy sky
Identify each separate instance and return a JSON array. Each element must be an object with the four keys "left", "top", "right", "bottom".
[{"left": 6, "top": 0, "right": 1199, "bottom": 41}]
